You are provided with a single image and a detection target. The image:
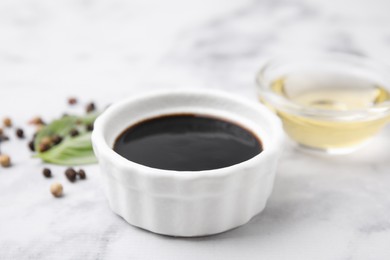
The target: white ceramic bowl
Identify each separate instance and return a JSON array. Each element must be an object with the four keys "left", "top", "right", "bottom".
[{"left": 92, "top": 89, "right": 283, "bottom": 237}]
